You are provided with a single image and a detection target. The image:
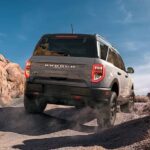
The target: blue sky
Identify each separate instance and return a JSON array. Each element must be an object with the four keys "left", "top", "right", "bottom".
[{"left": 0, "top": 0, "right": 150, "bottom": 95}]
